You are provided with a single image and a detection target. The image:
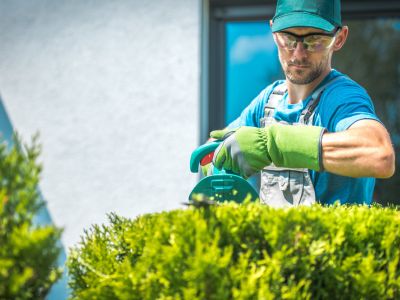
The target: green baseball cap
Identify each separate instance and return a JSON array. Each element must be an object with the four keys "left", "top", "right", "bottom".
[{"left": 271, "top": 0, "right": 342, "bottom": 33}]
